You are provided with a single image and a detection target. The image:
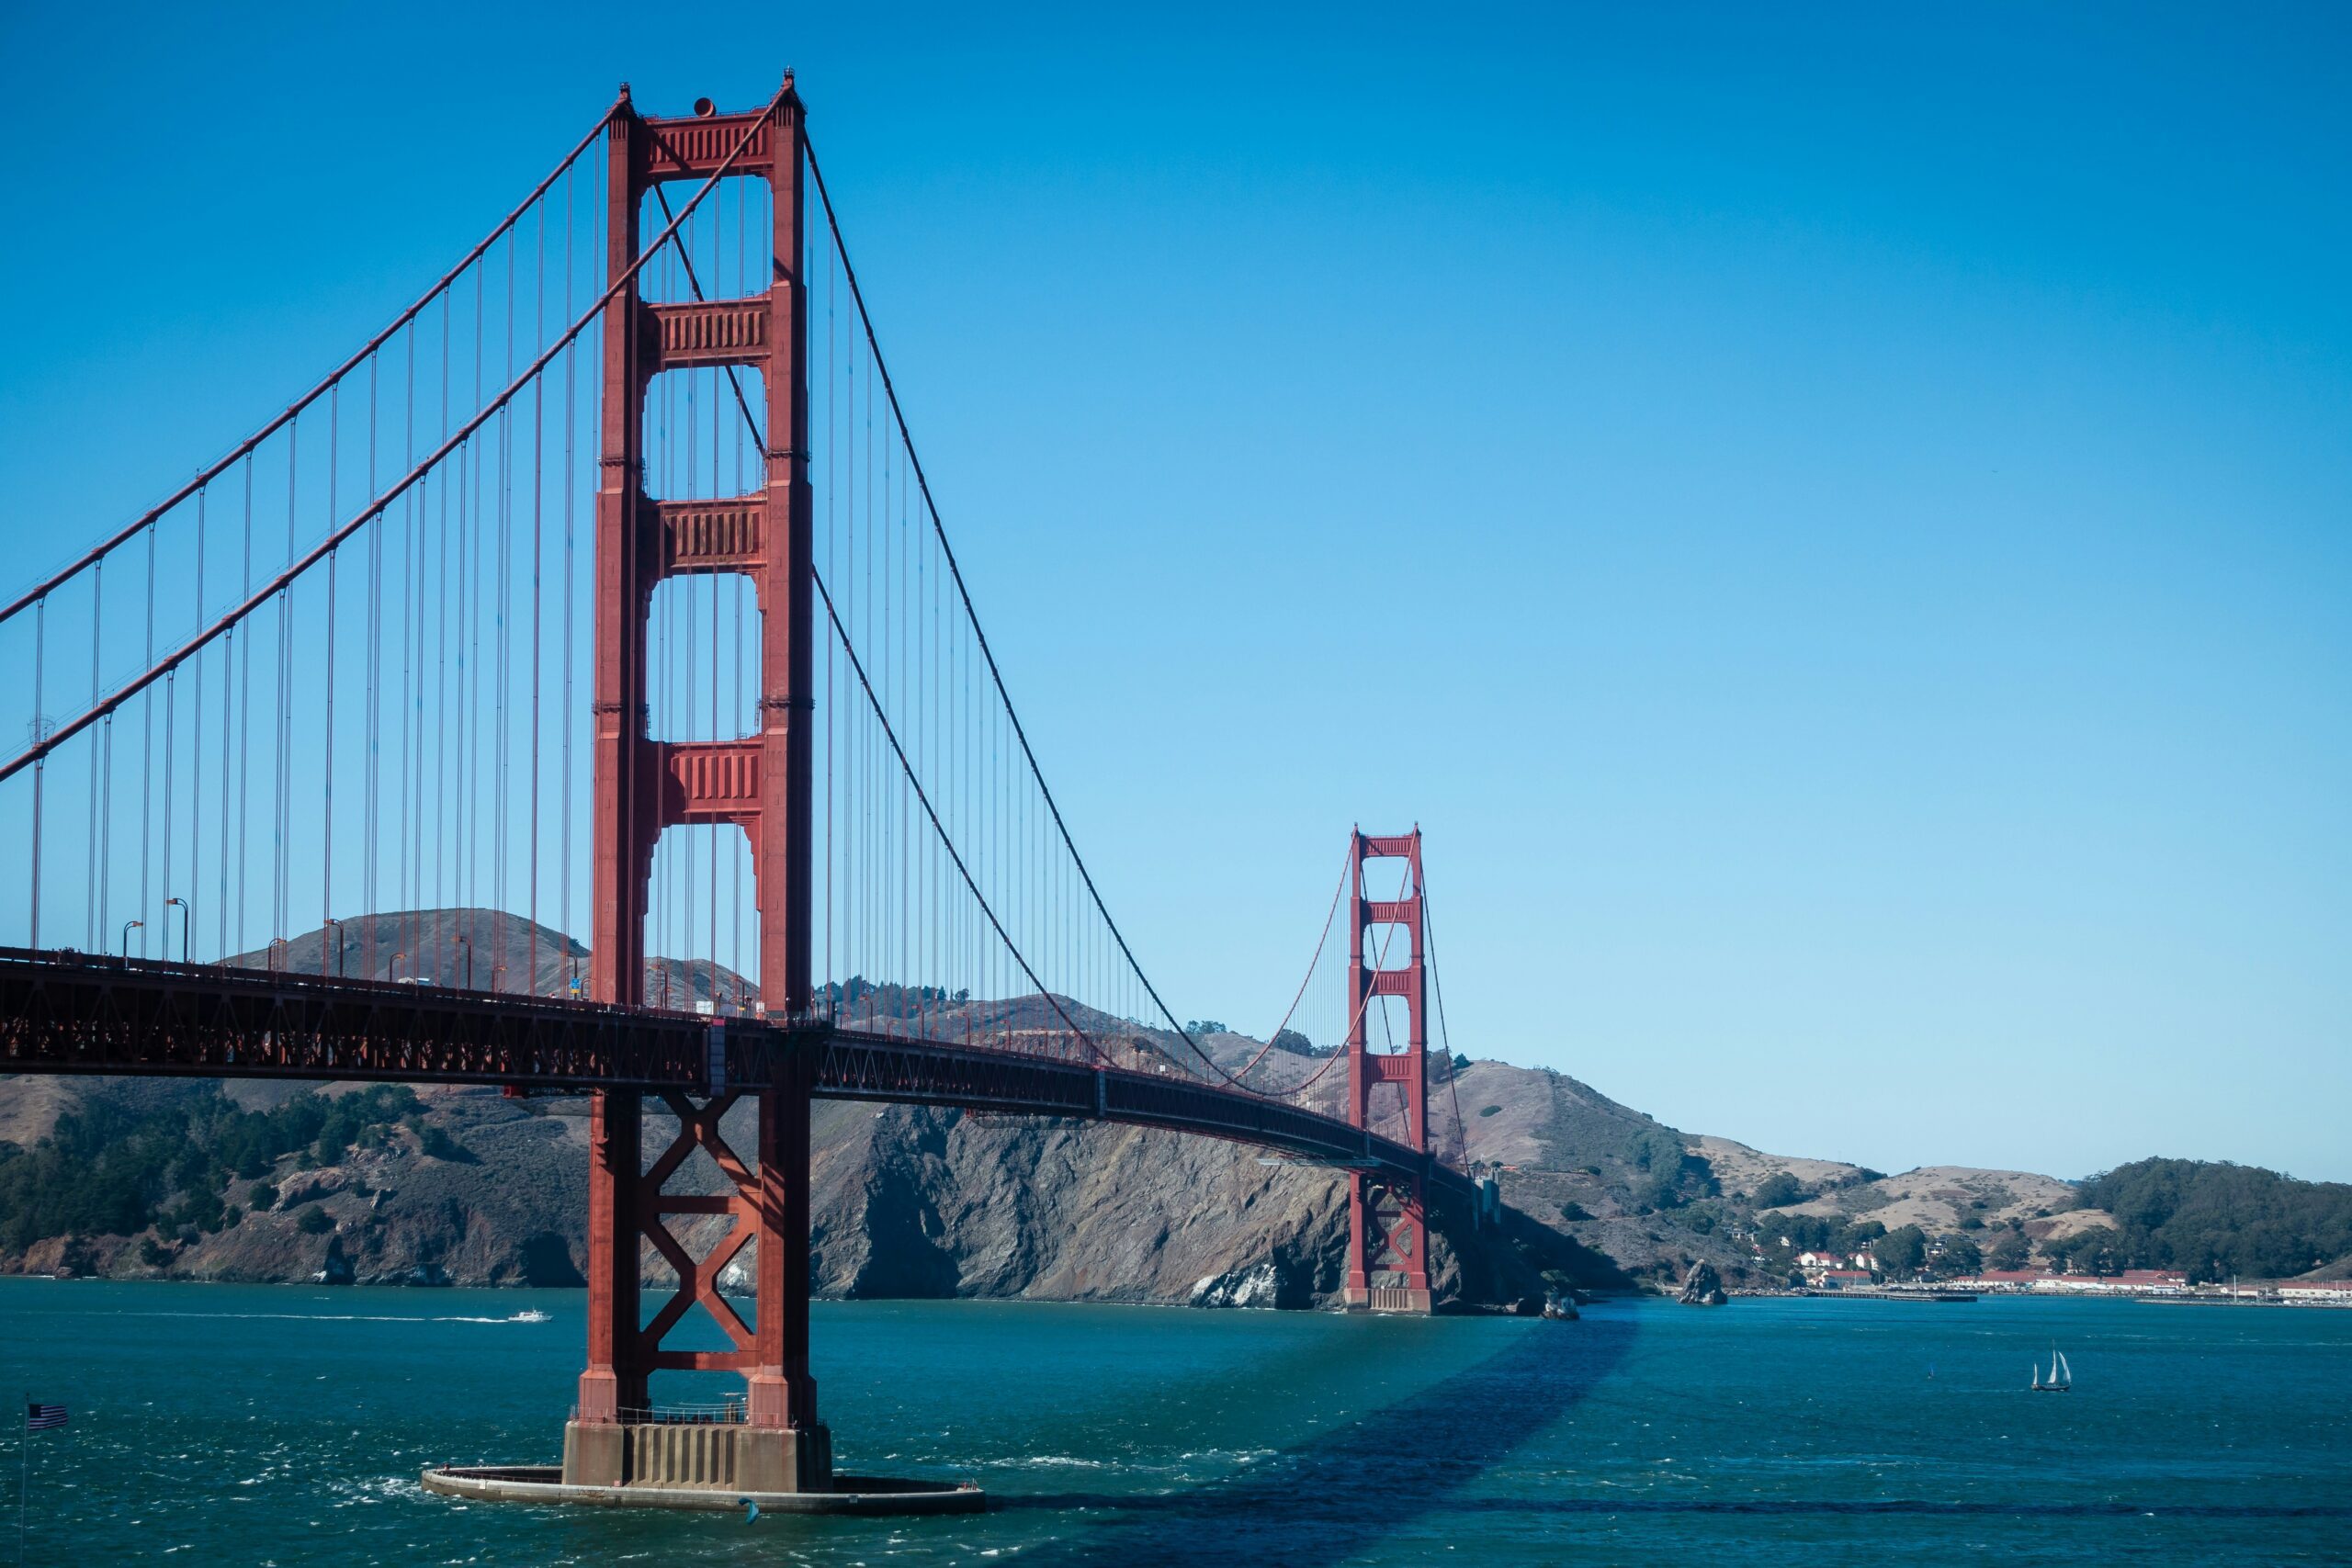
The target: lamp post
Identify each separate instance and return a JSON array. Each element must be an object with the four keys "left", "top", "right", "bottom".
[
  {"left": 390, "top": 951, "right": 405, "bottom": 983},
  {"left": 322, "top": 917, "right": 345, "bottom": 978},
  {"left": 457, "top": 933, "right": 473, "bottom": 989},
  {"left": 490, "top": 963, "right": 507, "bottom": 995},
  {"left": 164, "top": 897, "right": 190, "bottom": 964},
  {"left": 120, "top": 919, "right": 142, "bottom": 957}
]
